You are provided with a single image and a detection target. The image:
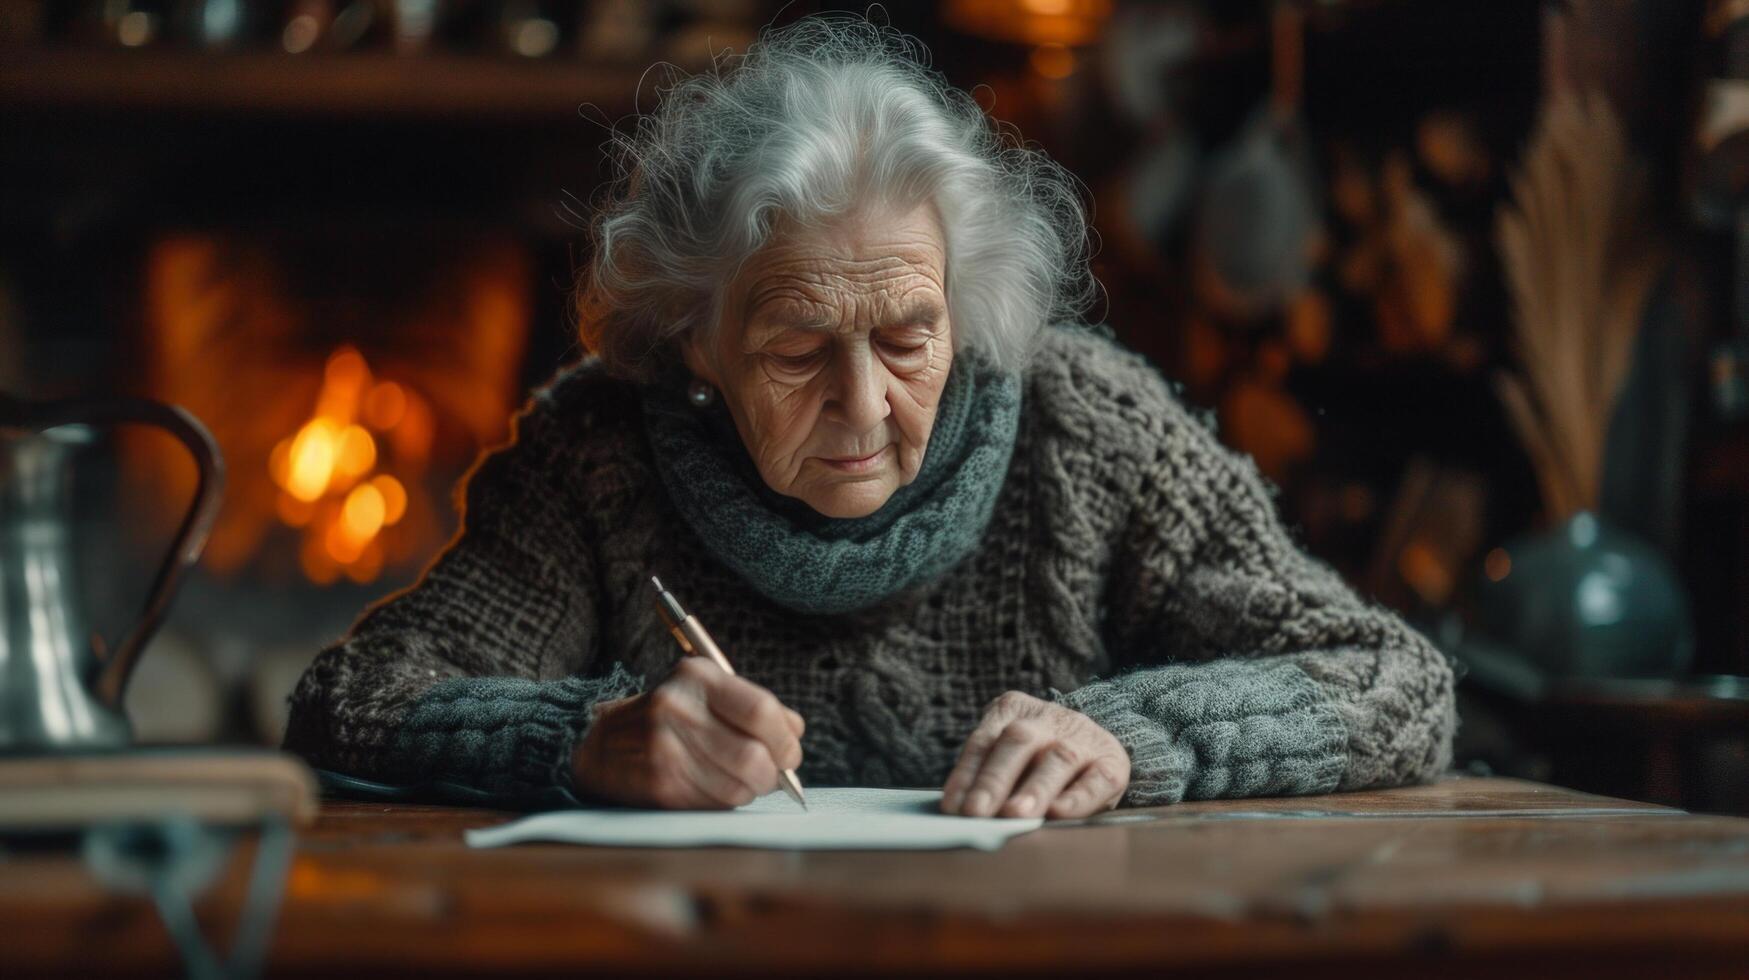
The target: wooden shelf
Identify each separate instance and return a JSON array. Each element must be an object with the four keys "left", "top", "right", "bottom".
[{"left": 0, "top": 47, "right": 649, "bottom": 118}]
